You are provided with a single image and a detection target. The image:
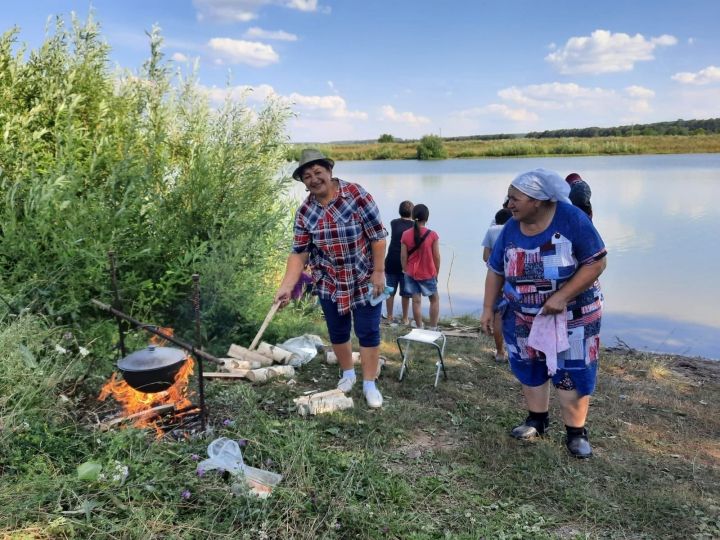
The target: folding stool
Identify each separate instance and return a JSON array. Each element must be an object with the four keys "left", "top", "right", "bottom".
[{"left": 396, "top": 328, "right": 447, "bottom": 387}]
